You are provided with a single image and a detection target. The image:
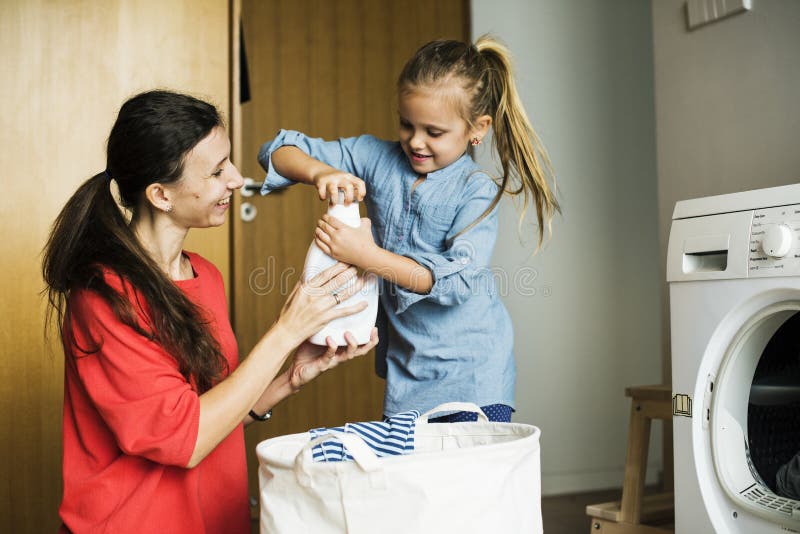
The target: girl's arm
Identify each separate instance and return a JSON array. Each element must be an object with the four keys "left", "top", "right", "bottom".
[
  {"left": 314, "top": 214, "right": 434, "bottom": 294},
  {"left": 318, "top": 174, "right": 503, "bottom": 309},
  {"left": 271, "top": 146, "right": 366, "bottom": 204},
  {"left": 271, "top": 144, "right": 433, "bottom": 293},
  {"left": 362, "top": 246, "right": 434, "bottom": 294}
]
